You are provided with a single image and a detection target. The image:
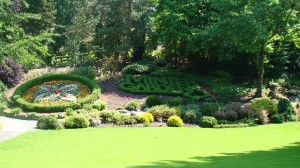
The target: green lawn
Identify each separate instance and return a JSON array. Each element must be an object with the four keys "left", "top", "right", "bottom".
[{"left": 0, "top": 123, "right": 300, "bottom": 168}]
